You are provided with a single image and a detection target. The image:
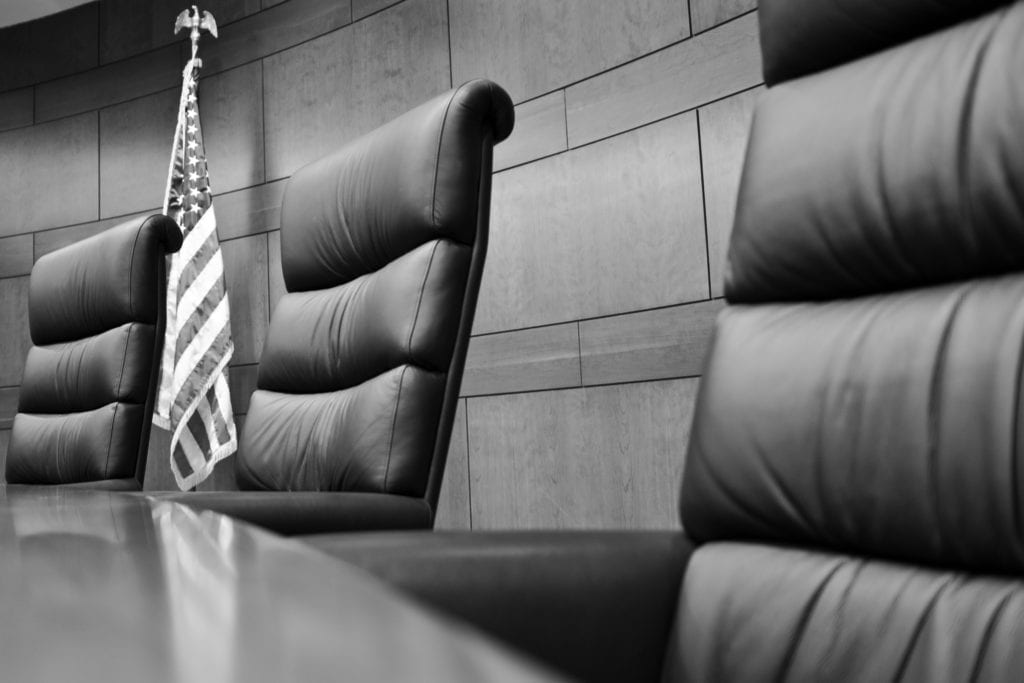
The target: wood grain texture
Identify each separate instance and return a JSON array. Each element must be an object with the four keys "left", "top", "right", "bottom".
[
  {"left": 35, "top": 45, "right": 181, "bottom": 124},
  {"left": 267, "top": 230, "right": 286, "bottom": 315},
  {"left": 0, "top": 276, "right": 32, "bottom": 387},
  {"left": 461, "top": 323, "right": 581, "bottom": 397},
  {"left": 263, "top": 0, "right": 450, "bottom": 180},
  {"left": 143, "top": 425, "right": 175, "bottom": 490},
  {"left": 201, "top": 62, "right": 266, "bottom": 193},
  {"left": 221, "top": 234, "right": 270, "bottom": 365},
  {"left": 99, "top": 87, "right": 179, "bottom": 218},
  {"left": 100, "top": 0, "right": 262, "bottom": 64},
  {"left": 691, "top": 0, "right": 758, "bottom": 34},
  {"left": 494, "top": 91, "right": 567, "bottom": 172},
  {"left": 0, "top": 387, "right": 18, "bottom": 430},
  {"left": 216, "top": 180, "right": 286, "bottom": 241},
  {"left": 565, "top": 12, "right": 762, "bottom": 147},
  {"left": 434, "top": 399, "right": 471, "bottom": 530},
  {"left": 228, "top": 363, "right": 259, "bottom": 415},
  {"left": 0, "top": 235, "right": 33, "bottom": 279},
  {"left": 0, "top": 113, "right": 98, "bottom": 238},
  {"left": 468, "top": 379, "right": 699, "bottom": 529},
  {"left": 449, "top": 0, "right": 690, "bottom": 104},
  {"left": 353, "top": 0, "right": 402, "bottom": 20},
  {"left": 34, "top": 214, "right": 153, "bottom": 261},
  {"left": 700, "top": 87, "right": 762, "bottom": 297},
  {"left": 580, "top": 299, "right": 725, "bottom": 386},
  {"left": 198, "top": 0, "right": 353, "bottom": 77},
  {"left": 475, "top": 111, "right": 708, "bottom": 334},
  {"left": 0, "top": 89, "right": 32, "bottom": 133},
  {"left": 0, "top": 3, "right": 98, "bottom": 92}
]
